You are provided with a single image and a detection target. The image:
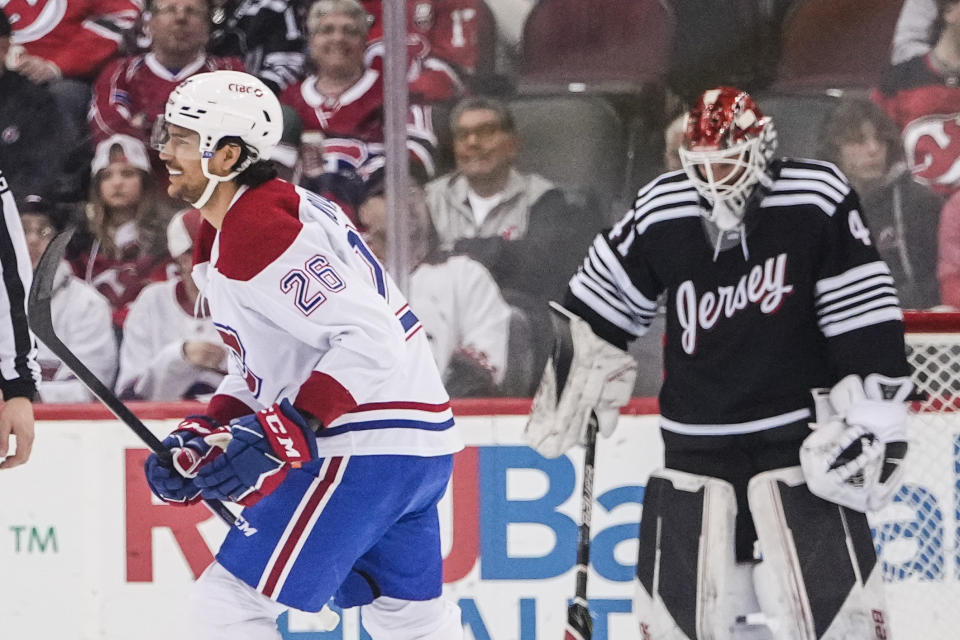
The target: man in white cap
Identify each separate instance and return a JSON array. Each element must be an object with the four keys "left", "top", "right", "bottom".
[{"left": 116, "top": 208, "right": 226, "bottom": 401}]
